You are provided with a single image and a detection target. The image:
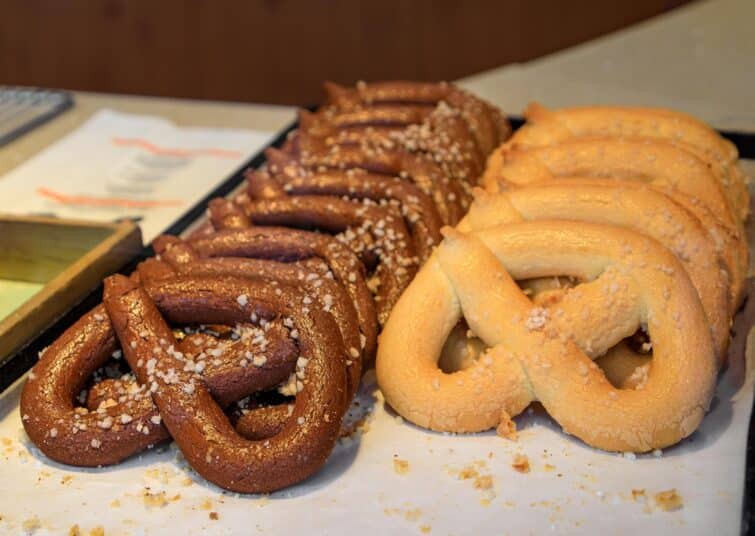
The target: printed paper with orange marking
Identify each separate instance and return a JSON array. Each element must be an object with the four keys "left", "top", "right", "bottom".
[{"left": 0, "top": 109, "right": 273, "bottom": 241}]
